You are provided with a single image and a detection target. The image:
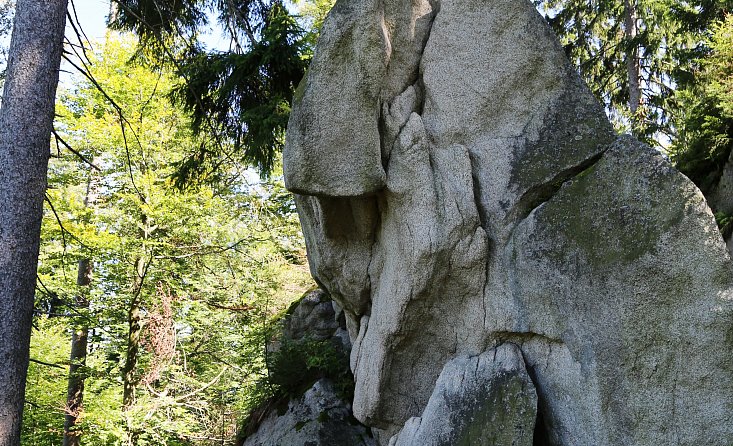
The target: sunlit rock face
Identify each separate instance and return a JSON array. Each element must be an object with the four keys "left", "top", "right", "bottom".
[{"left": 283, "top": 0, "right": 733, "bottom": 444}]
